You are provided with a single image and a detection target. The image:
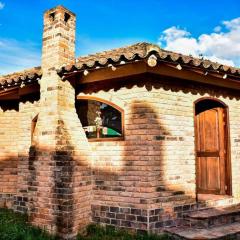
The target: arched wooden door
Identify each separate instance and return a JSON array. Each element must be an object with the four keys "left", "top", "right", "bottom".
[{"left": 195, "top": 99, "right": 231, "bottom": 195}]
